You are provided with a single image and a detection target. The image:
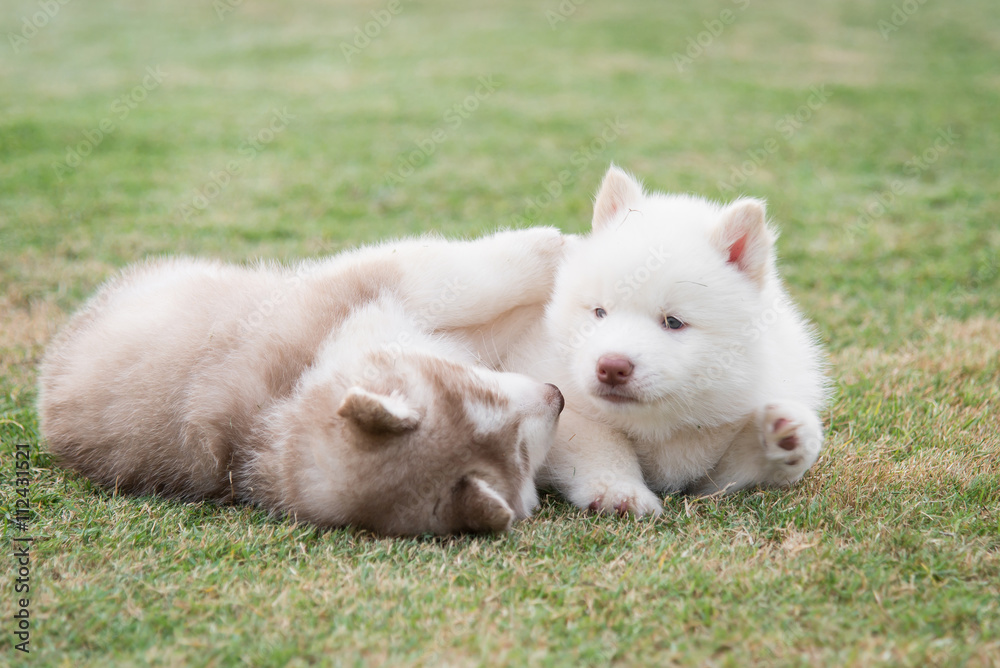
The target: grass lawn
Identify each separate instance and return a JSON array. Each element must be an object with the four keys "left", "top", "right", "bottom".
[{"left": 2, "top": 0, "right": 999, "bottom": 664}]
